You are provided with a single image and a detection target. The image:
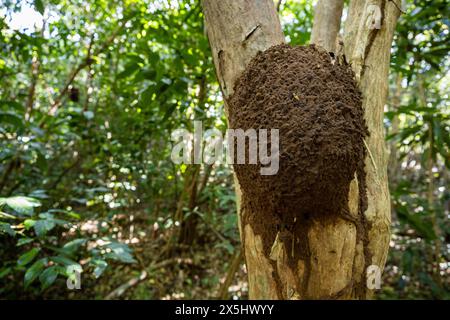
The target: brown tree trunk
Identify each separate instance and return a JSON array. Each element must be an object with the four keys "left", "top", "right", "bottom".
[
  {"left": 203, "top": 0, "right": 400, "bottom": 299},
  {"left": 203, "top": 0, "right": 285, "bottom": 299},
  {"left": 343, "top": 0, "right": 401, "bottom": 298},
  {"left": 311, "top": 0, "right": 344, "bottom": 52}
]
